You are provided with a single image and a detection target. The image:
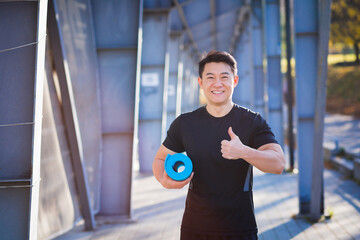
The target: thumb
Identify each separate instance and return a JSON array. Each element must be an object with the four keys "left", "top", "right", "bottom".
[{"left": 228, "top": 127, "right": 237, "bottom": 140}]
